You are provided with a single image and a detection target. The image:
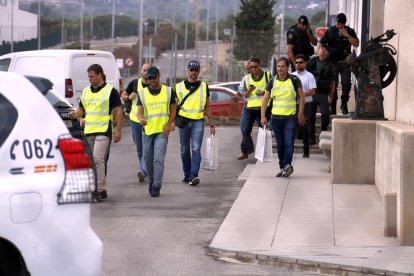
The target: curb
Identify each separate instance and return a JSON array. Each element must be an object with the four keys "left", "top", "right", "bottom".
[{"left": 208, "top": 247, "right": 412, "bottom": 276}]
